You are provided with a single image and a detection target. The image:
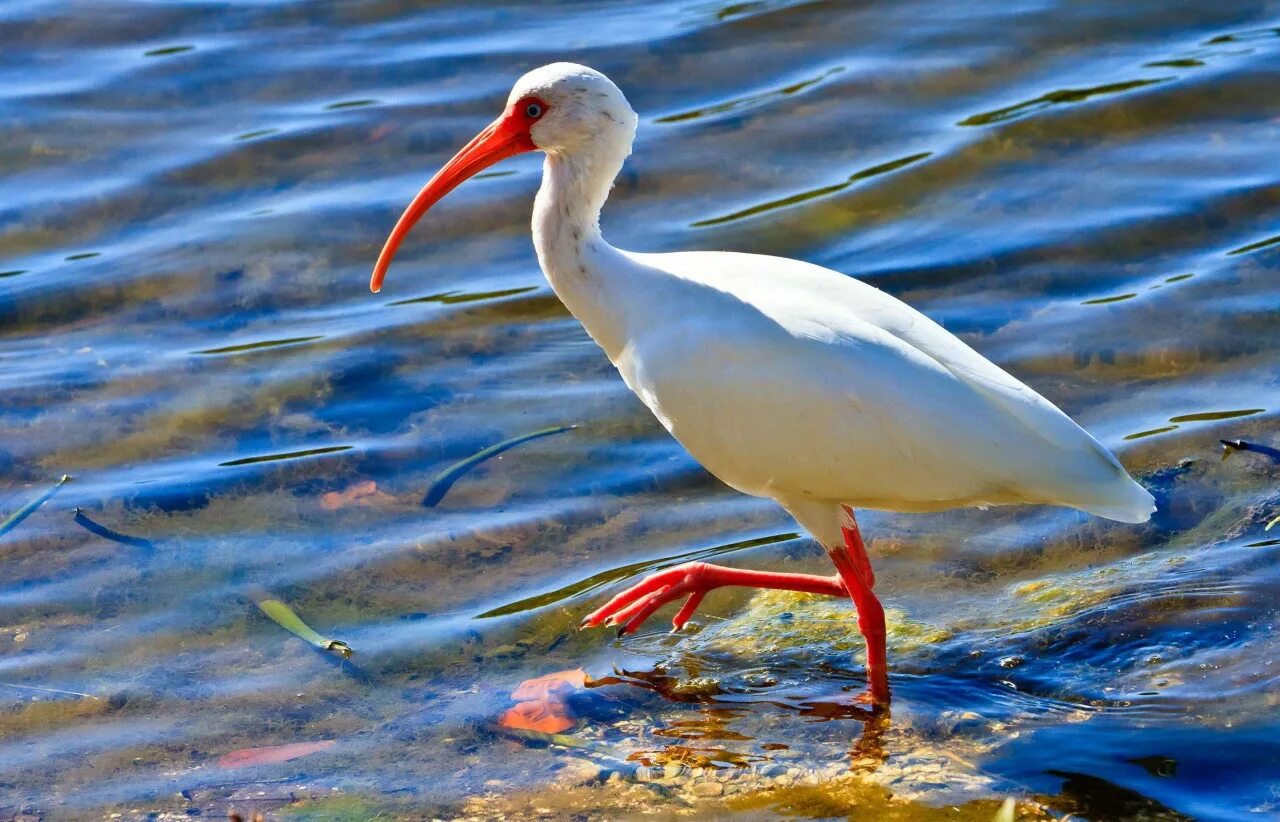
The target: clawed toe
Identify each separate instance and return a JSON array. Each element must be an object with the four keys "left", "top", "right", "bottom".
[{"left": 581, "top": 562, "right": 710, "bottom": 635}]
